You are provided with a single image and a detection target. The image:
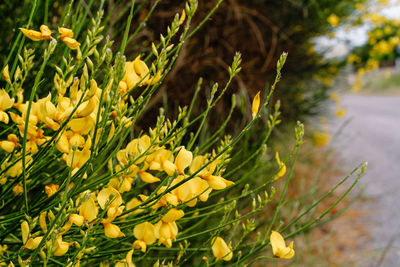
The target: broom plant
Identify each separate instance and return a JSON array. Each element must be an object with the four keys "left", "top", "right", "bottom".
[{"left": 0, "top": 0, "right": 365, "bottom": 266}]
